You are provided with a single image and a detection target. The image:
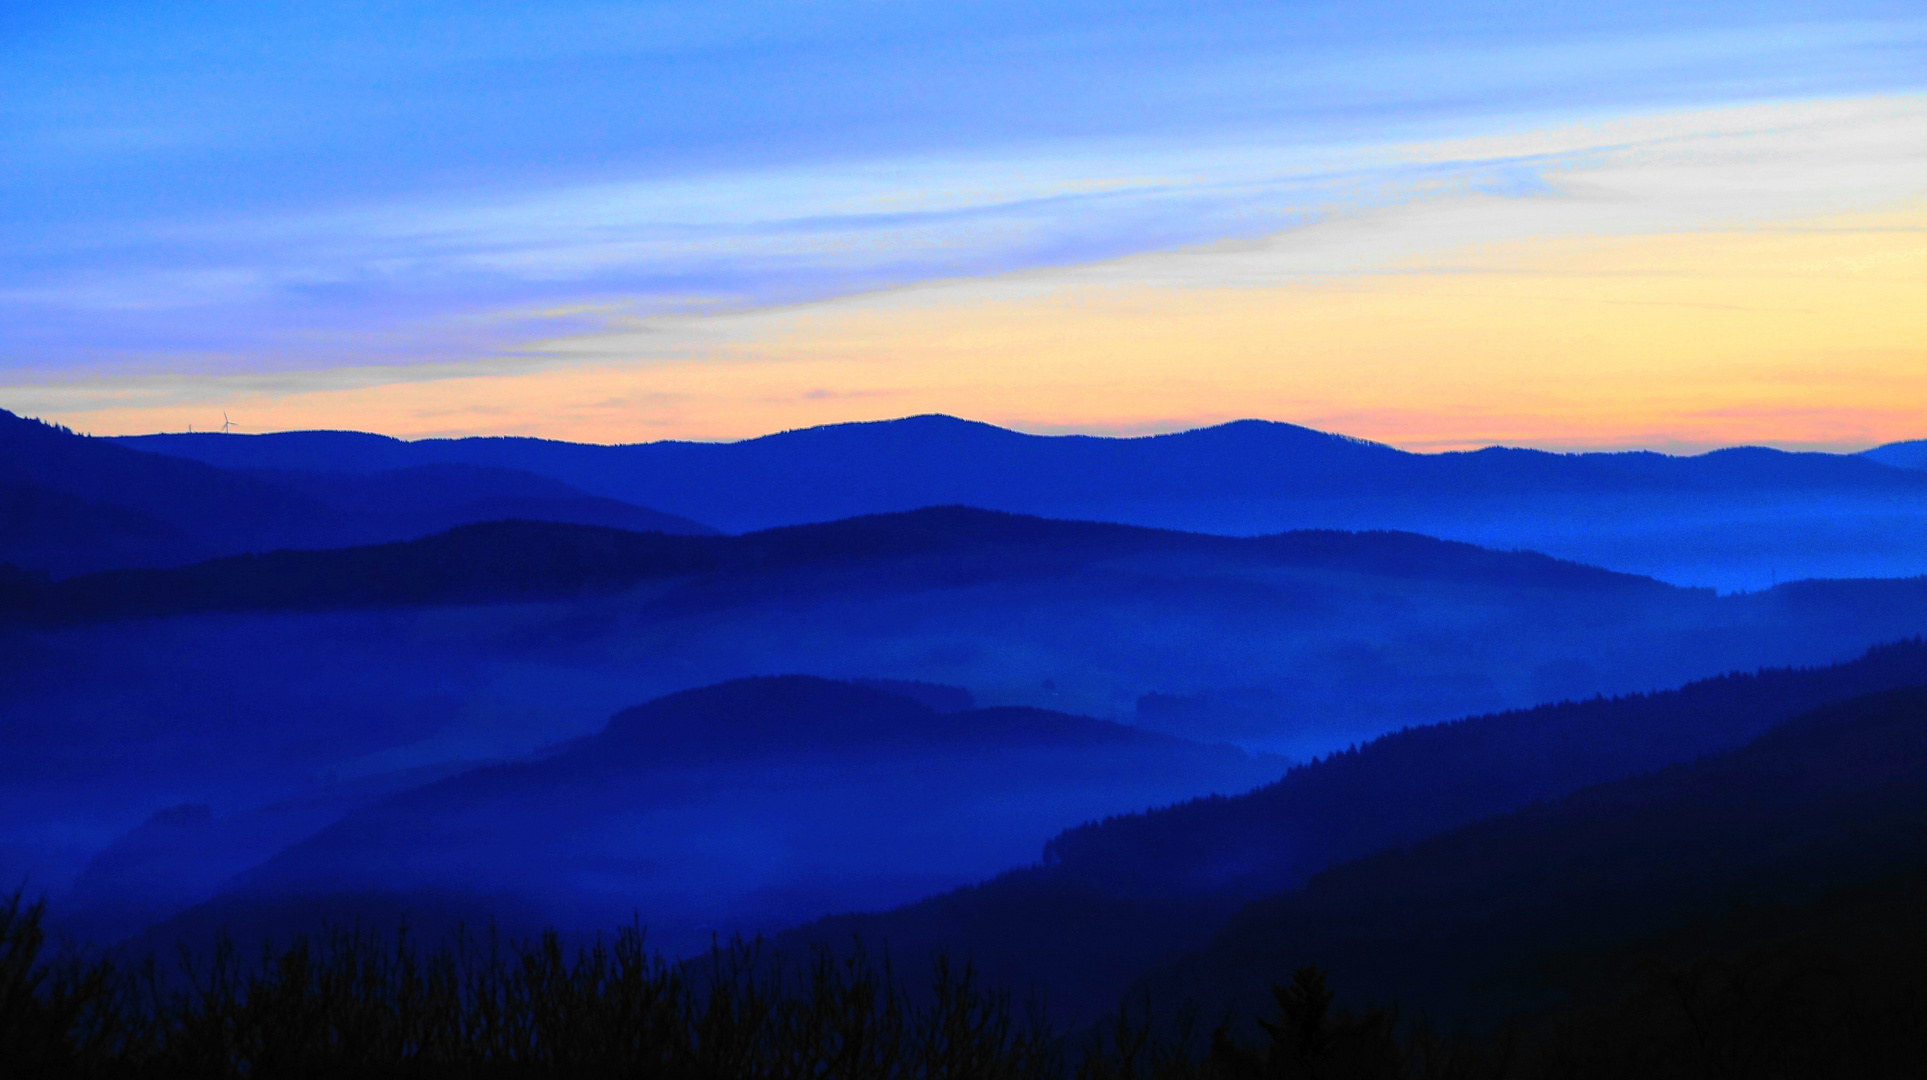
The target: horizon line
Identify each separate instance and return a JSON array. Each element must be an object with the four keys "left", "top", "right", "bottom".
[{"left": 54, "top": 409, "right": 1919, "bottom": 459}]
